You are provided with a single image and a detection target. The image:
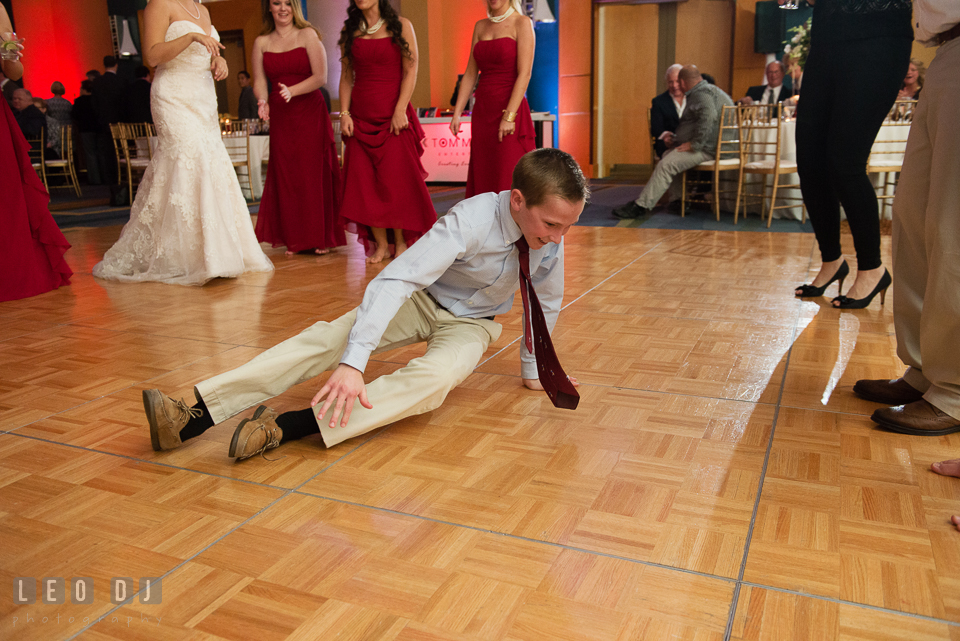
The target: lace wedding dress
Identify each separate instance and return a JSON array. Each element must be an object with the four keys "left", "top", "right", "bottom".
[{"left": 93, "top": 21, "right": 273, "bottom": 285}]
